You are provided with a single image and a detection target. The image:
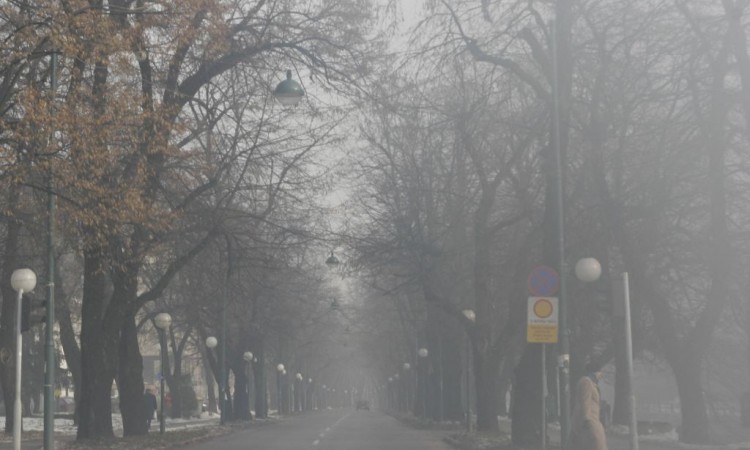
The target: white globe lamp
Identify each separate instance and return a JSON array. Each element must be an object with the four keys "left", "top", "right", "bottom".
[{"left": 575, "top": 257, "right": 602, "bottom": 283}]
